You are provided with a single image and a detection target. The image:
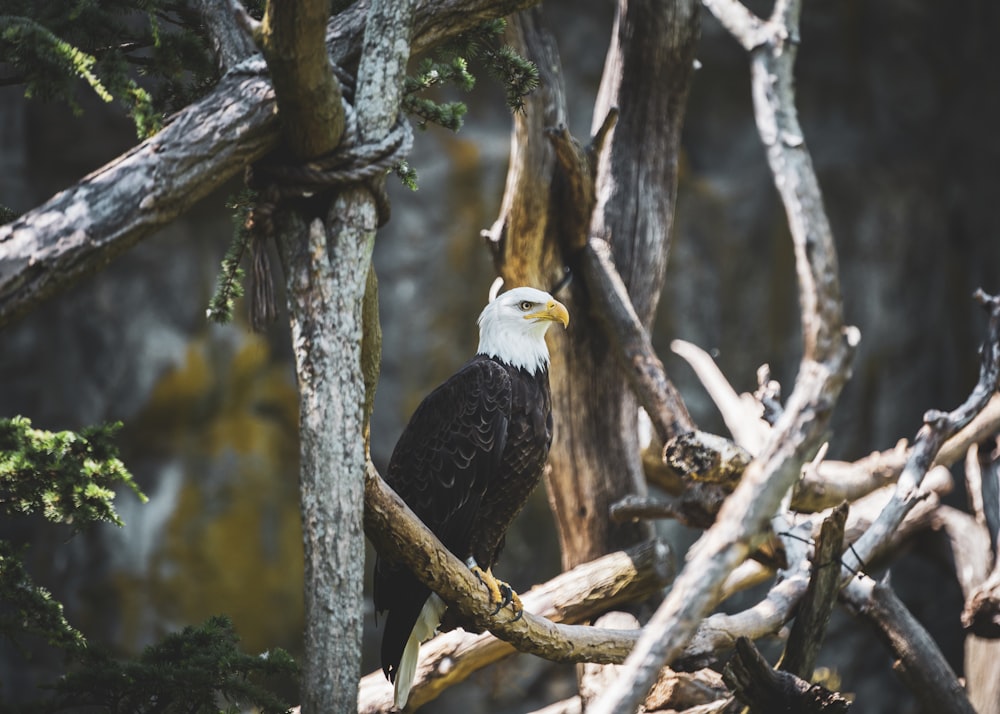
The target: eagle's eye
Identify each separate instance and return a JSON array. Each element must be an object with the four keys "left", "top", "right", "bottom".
[{"left": 518, "top": 300, "right": 534, "bottom": 311}]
